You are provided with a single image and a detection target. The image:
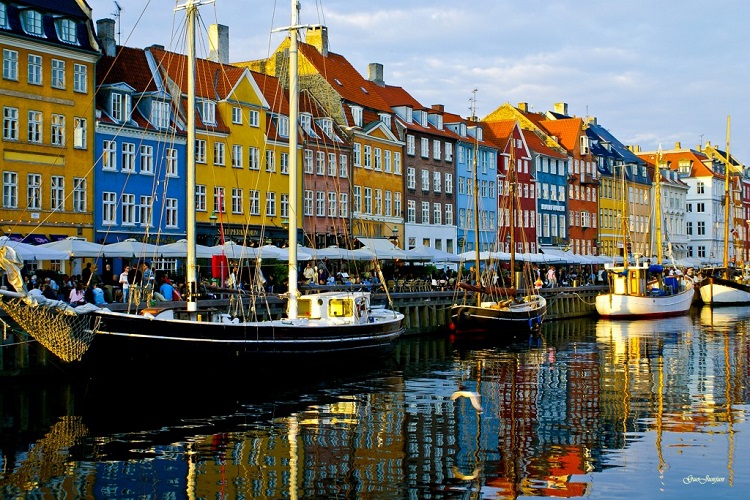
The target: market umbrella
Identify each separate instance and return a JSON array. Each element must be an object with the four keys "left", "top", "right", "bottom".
[
  {"left": 0, "top": 236, "right": 68, "bottom": 261},
  {"left": 404, "top": 245, "right": 462, "bottom": 263},
  {"left": 101, "top": 238, "right": 160, "bottom": 258},
  {"left": 156, "top": 239, "right": 216, "bottom": 259},
  {"left": 39, "top": 236, "right": 103, "bottom": 258}
]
